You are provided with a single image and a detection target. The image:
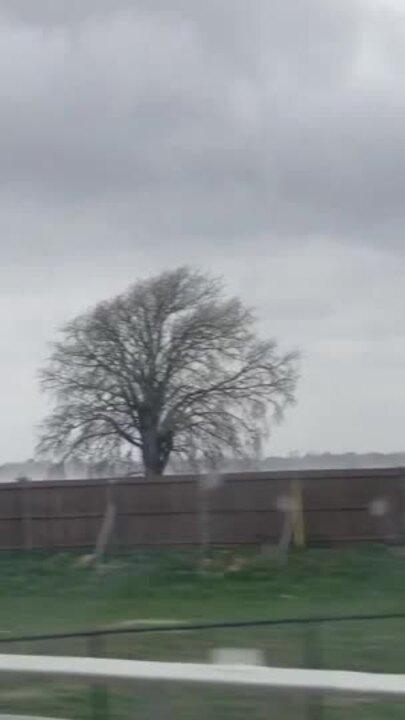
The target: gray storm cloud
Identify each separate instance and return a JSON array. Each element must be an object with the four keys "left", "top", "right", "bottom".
[{"left": 0, "top": 0, "right": 403, "bottom": 461}]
